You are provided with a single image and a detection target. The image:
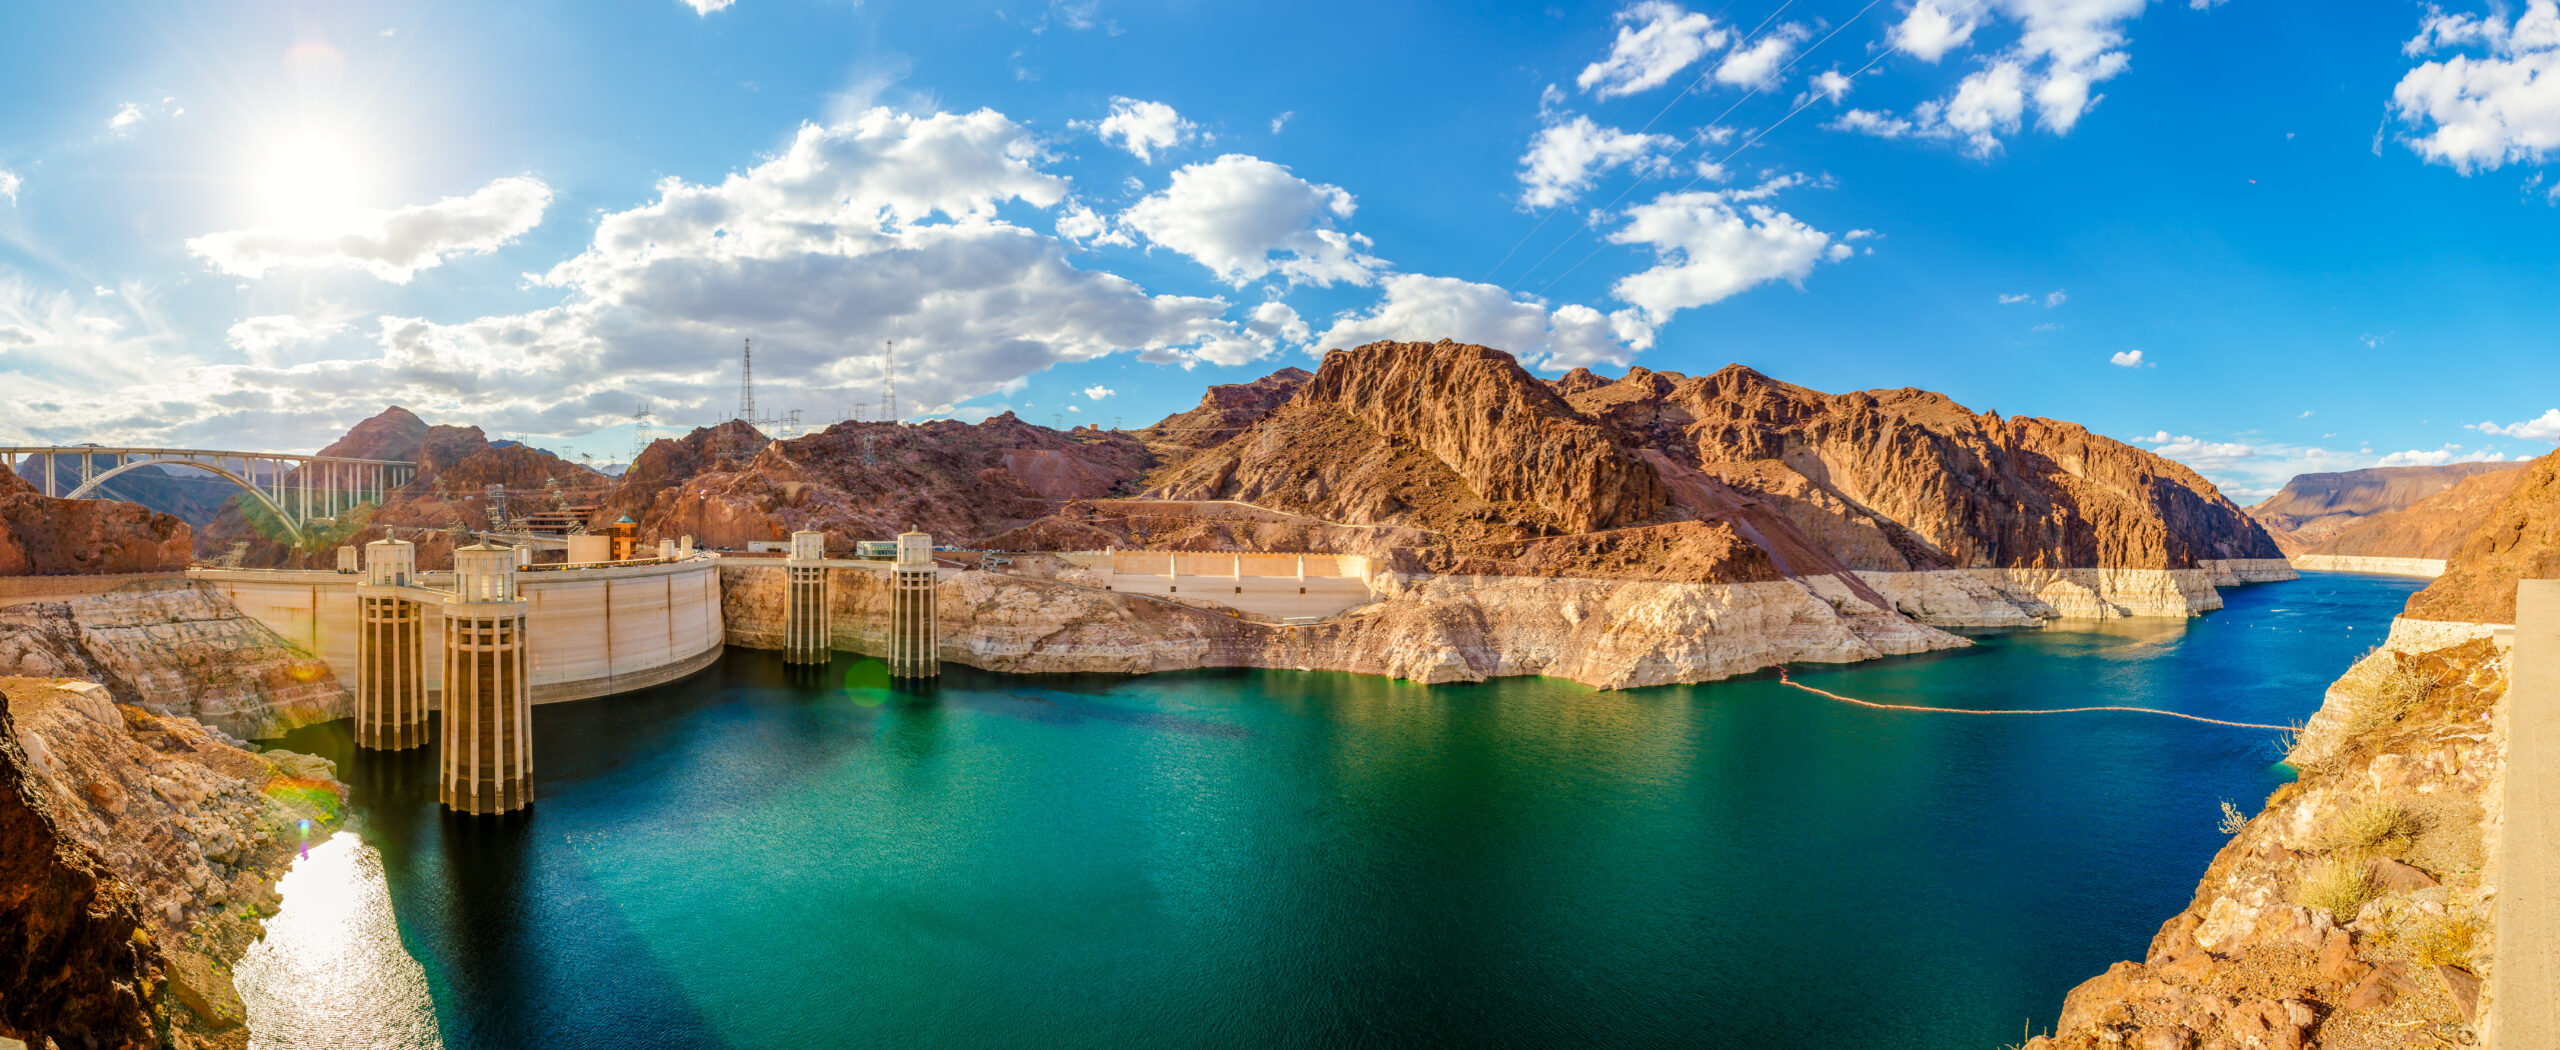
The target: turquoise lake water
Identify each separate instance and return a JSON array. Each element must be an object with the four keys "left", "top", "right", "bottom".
[{"left": 258, "top": 571, "right": 2422, "bottom": 1049}]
